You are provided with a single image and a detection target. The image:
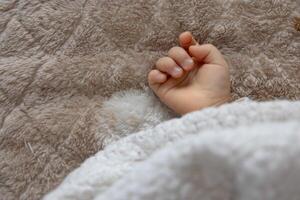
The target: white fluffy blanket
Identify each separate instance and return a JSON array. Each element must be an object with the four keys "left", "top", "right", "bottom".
[{"left": 44, "top": 99, "right": 300, "bottom": 200}]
